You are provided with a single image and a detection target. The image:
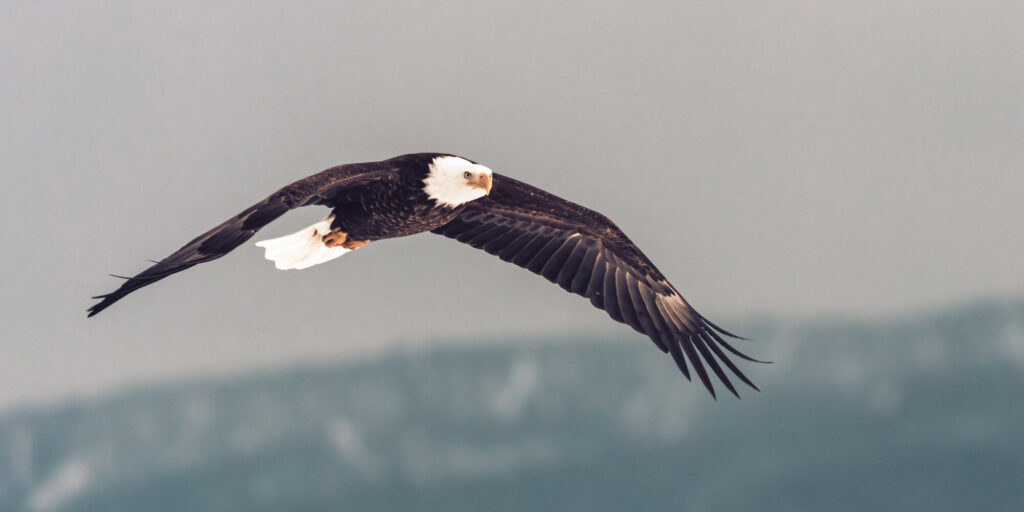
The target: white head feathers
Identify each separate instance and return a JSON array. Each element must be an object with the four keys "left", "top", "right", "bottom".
[{"left": 423, "top": 156, "right": 493, "bottom": 207}]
